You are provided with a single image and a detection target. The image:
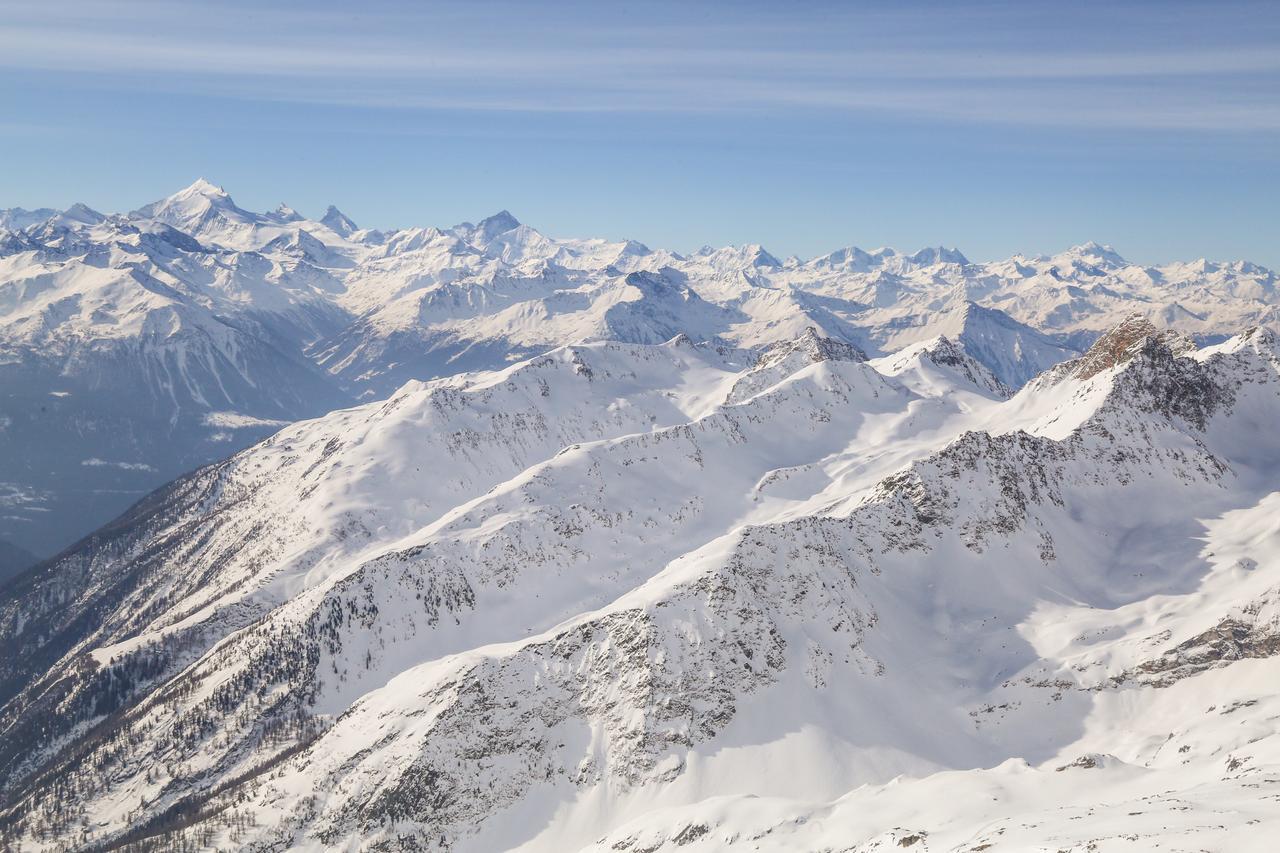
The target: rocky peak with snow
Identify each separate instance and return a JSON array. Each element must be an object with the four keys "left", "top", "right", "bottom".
[
  {"left": 2, "top": 314, "right": 1279, "bottom": 850},
  {"left": 270, "top": 203, "right": 305, "bottom": 223},
  {"left": 0, "top": 176, "right": 1277, "bottom": 567},
  {"left": 458, "top": 209, "right": 522, "bottom": 245},
  {"left": 1070, "top": 312, "right": 1197, "bottom": 379},
  {"left": 320, "top": 204, "right": 358, "bottom": 235},
  {"left": 757, "top": 325, "right": 867, "bottom": 368}
]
